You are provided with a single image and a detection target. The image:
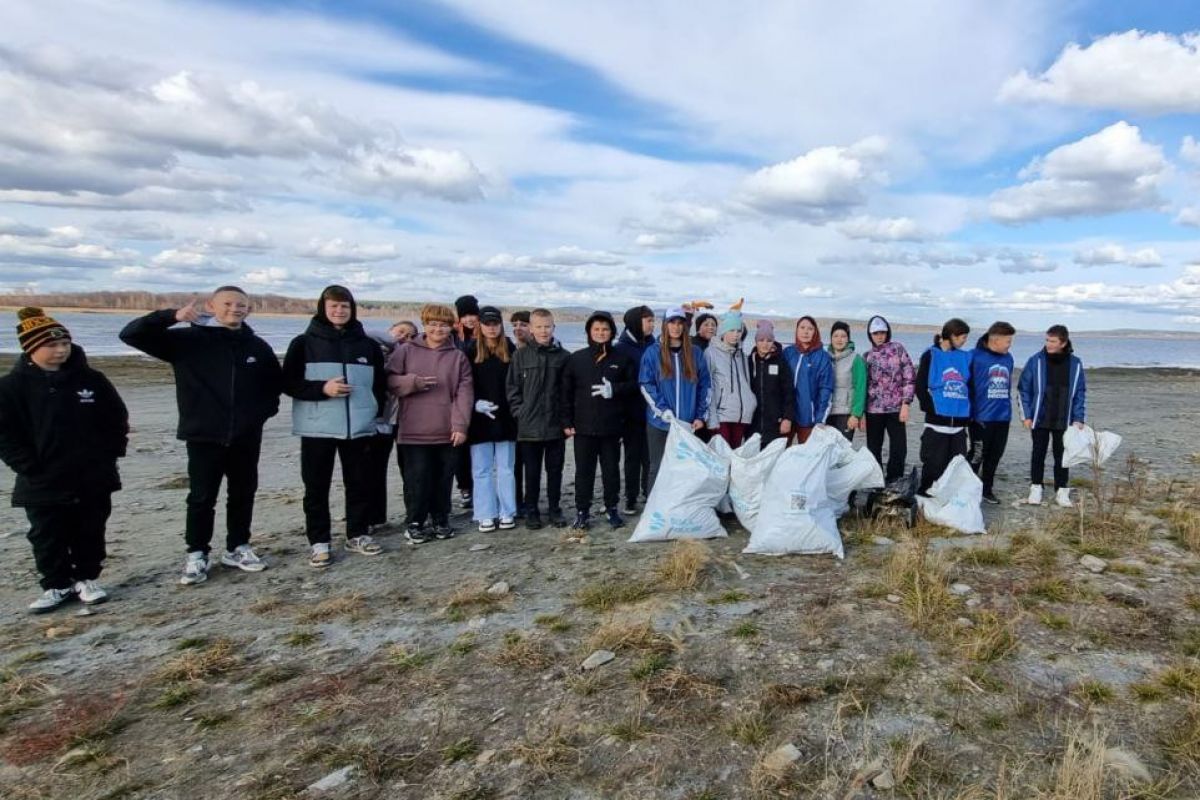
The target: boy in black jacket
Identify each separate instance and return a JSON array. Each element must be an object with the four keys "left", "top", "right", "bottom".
[
  {"left": 120, "top": 286, "right": 282, "bottom": 586},
  {"left": 0, "top": 309, "right": 128, "bottom": 612},
  {"left": 561, "top": 311, "right": 637, "bottom": 530}
]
